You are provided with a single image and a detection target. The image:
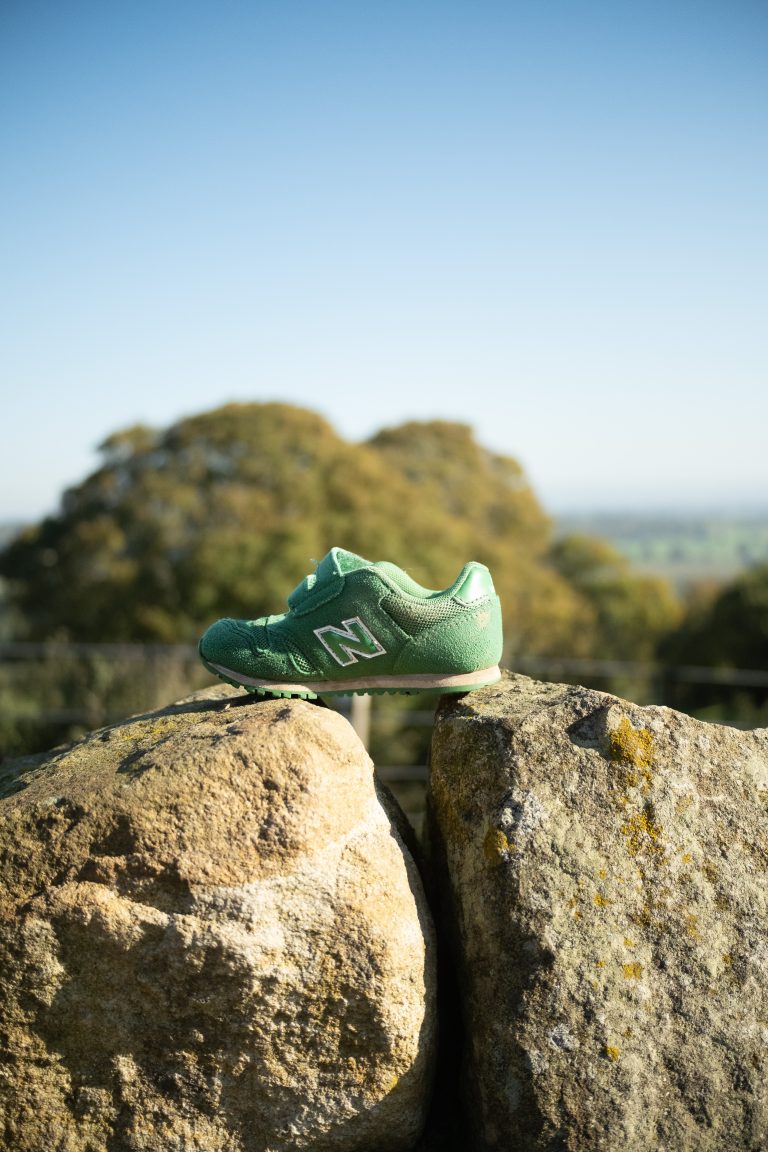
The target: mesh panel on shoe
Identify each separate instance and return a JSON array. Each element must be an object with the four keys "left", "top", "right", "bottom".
[
  {"left": 241, "top": 620, "right": 269, "bottom": 648},
  {"left": 268, "top": 618, "right": 313, "bottom": 675},
  {"left": 285, "top": 641, "right": 312, "bottom": 675},
  {"left": 381, "top": 593, "right": 459, "bottom": 634}
]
